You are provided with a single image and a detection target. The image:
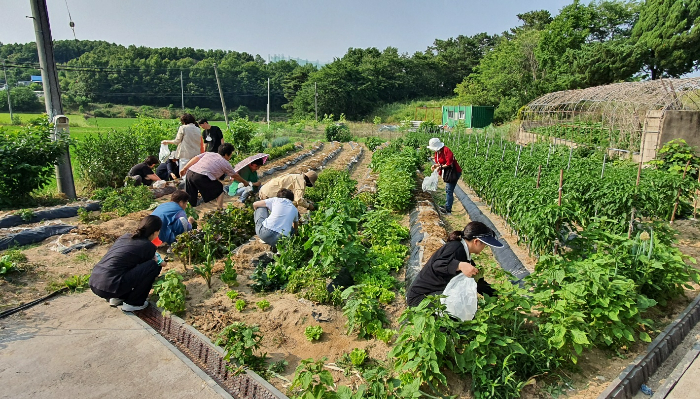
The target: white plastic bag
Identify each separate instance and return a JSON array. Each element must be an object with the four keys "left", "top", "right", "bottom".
[
  {"left": 152, "top": 180, "right": 166, "bottom": 189},
  {"left": 440, "top": 274, "right": 478, "bottom": 321},
  {"left": 159, "top": 144, "right": 170, "bottom": 163},
  {"left": 422, "top": 169, "right": 439, "bottom": 192}
]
